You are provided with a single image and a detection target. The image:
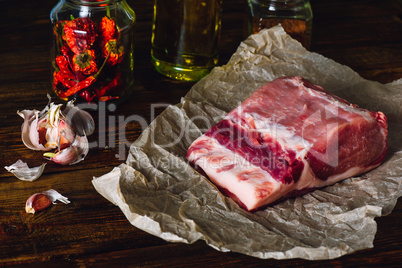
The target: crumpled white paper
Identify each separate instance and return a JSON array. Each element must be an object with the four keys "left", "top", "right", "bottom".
[{"left": 92, "top": 25, "right": 402, "bottom": 260}]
